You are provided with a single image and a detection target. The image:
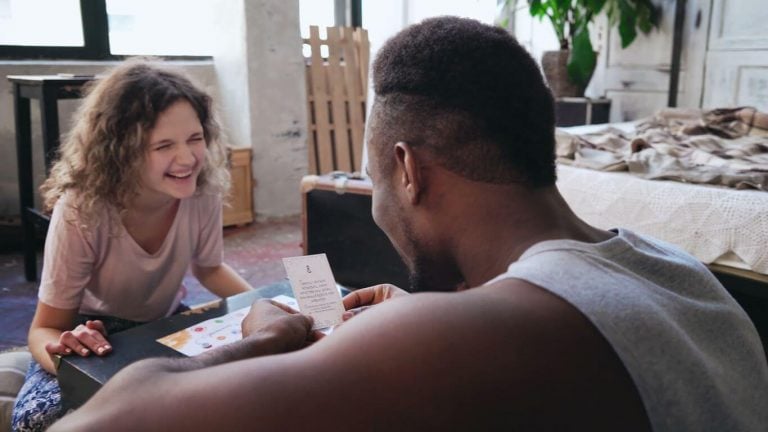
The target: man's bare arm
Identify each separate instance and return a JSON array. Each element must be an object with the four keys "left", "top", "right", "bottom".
[{"left": 51, "top": 281, "right": 649, "bottom": 432}]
